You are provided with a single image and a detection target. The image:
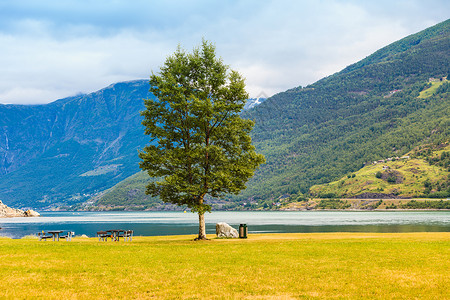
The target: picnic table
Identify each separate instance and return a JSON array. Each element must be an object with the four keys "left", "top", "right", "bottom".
[
  {"left": 39, "top": 230, "right": 74, "bottom": 241},
  {"left": 47, "top": 230, "right": 63, "bottom": 241},
  {"left": 107, "top": 229, "right": 124, "bottom": 242},
  {"left": 97, "top": 229, "right": 133, "bottom": 242}
]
